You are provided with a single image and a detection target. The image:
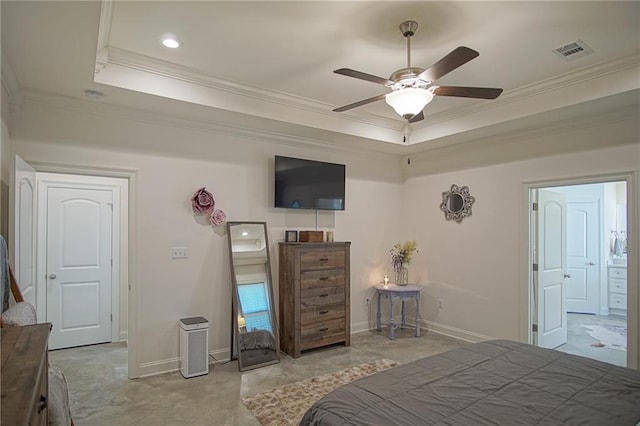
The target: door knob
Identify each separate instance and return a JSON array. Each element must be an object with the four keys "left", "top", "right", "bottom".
[
  {"left": 564, "top": 274, "right": 571, "bottom": 278},
  {"left": 48, "top": 273, "right": 57, "bottom": 279}
]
